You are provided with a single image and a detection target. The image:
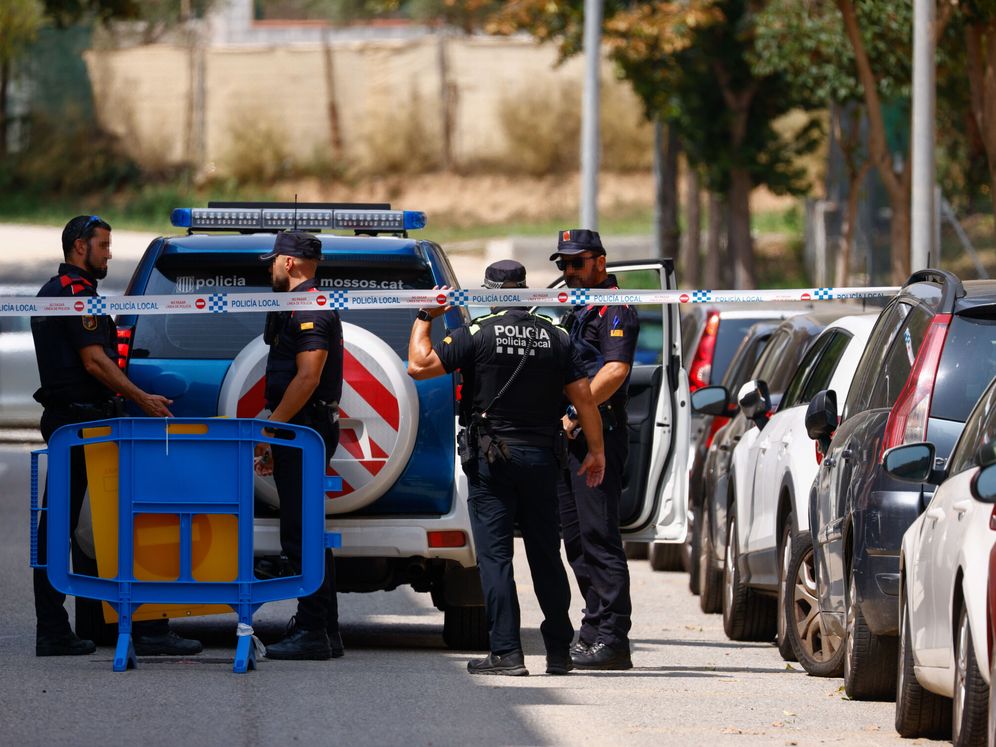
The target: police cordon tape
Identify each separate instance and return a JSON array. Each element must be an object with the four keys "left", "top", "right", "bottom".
[{"left": 0, "top": 285, "right": 902, "bottom": 317}]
